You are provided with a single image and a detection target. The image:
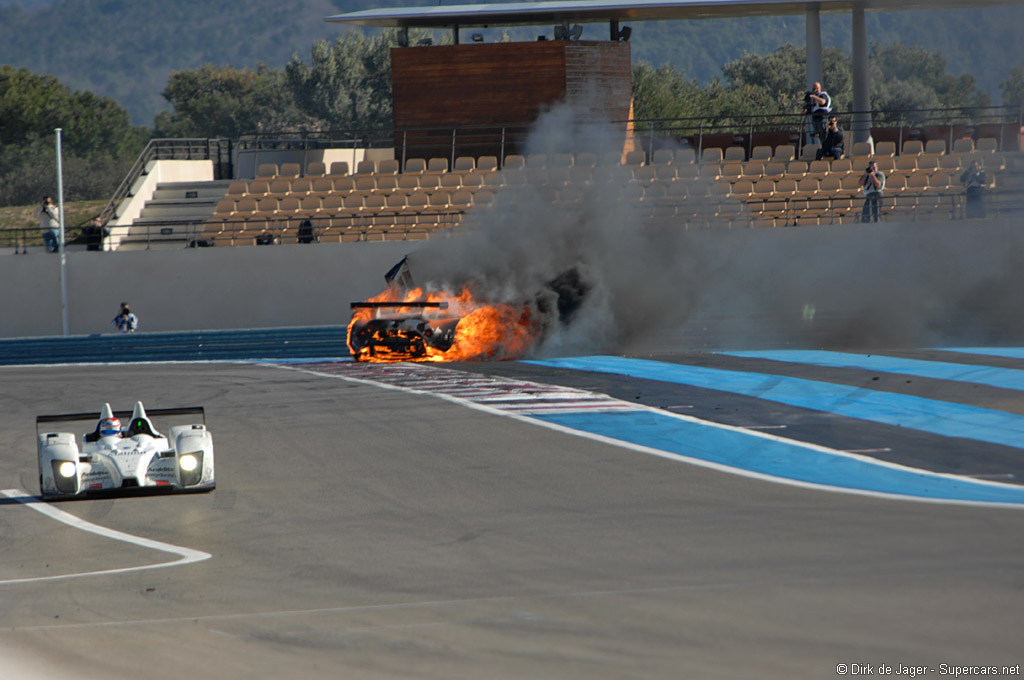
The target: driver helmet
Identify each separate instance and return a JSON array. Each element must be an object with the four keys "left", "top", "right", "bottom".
[{"left": 99, "top": 417, "right": 121, "bottom": 437}]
